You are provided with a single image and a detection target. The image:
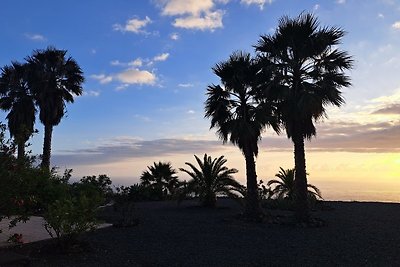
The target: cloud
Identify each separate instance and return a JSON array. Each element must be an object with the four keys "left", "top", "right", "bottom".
[
  {"left": 129, "top": 58, "right": 143, "bottom": 67},
  {"left": 90, "top": 74, "right": 113, "bottom": 84},
  {"left": 113, "top": 16, "right": 152, "bottom": 34},
  {"left": 178, "top": 83, "right": 194, "bottom": 88},
  {"left": 170, "top": 33, "right": 179, "bottom": 40},
  {"left": 116, "top": 69, "right": 156, "bottom": 85},
  {"left": 240, "top": 0, "right": 273, "bottom": 10},
  {"left": 82, "top": 90, "right": 101, "bottom": 97},
  {"left": 173, "top": 10, "right": 224, "bottom": 30},
  {"left": 336, "top": 0, "right": 346, "bottom": 4},
  {"left": 53, "top": 138, "right": 226, "bottom": 166},
  {"left": 111, "top": 58, "right": 143, "bottom": 67},
  {"left": 187, "top": 110, "right": 195, "bottom": 114},
  {"left": 153, "top": 53, "right": 170, "bottom": 61},
  {"left": 157, "top": 0, "right": 225, "bottom": 31},
  {"left": 24, "top": 33, "right": 46, "bottom": 41},
  {"left": 54, "top": 117, "right": 400, "bottom": 169},
  {"left": 160, "top": 0, "right": 214, "bottom": 16},
  {"left": 392, "top": 21, "right": 400, "bottom": 30},
  {"left": 378, "top": 13, "right": 384, "bottom": 19},
  {"left": 313, "top": 4, "right": 320, "bottom": 10},
  {"left": 372, "top": 104, "right": 400, "bottom": 114}
]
